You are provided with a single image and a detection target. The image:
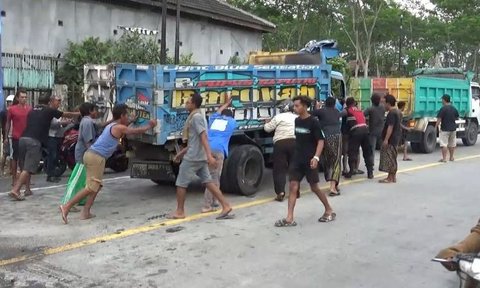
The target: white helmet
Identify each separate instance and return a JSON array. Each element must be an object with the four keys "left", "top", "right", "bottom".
[{"left": 6, "top": 95, "right": 15, "bottom": 102}]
